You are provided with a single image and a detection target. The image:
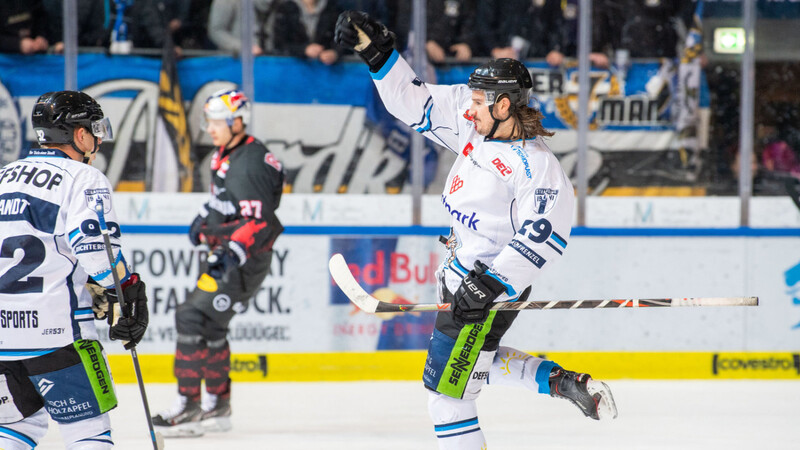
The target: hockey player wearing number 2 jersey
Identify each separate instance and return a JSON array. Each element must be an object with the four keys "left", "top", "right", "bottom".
[
  {"left": 0, "top": 91, "right": 149, "bottom": 450},
  {"left": 152, "top": 88, "right": 284, "bottom": 438},
  {"left": 336, "top": 11, "right": 618, "bottom": 449}
]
